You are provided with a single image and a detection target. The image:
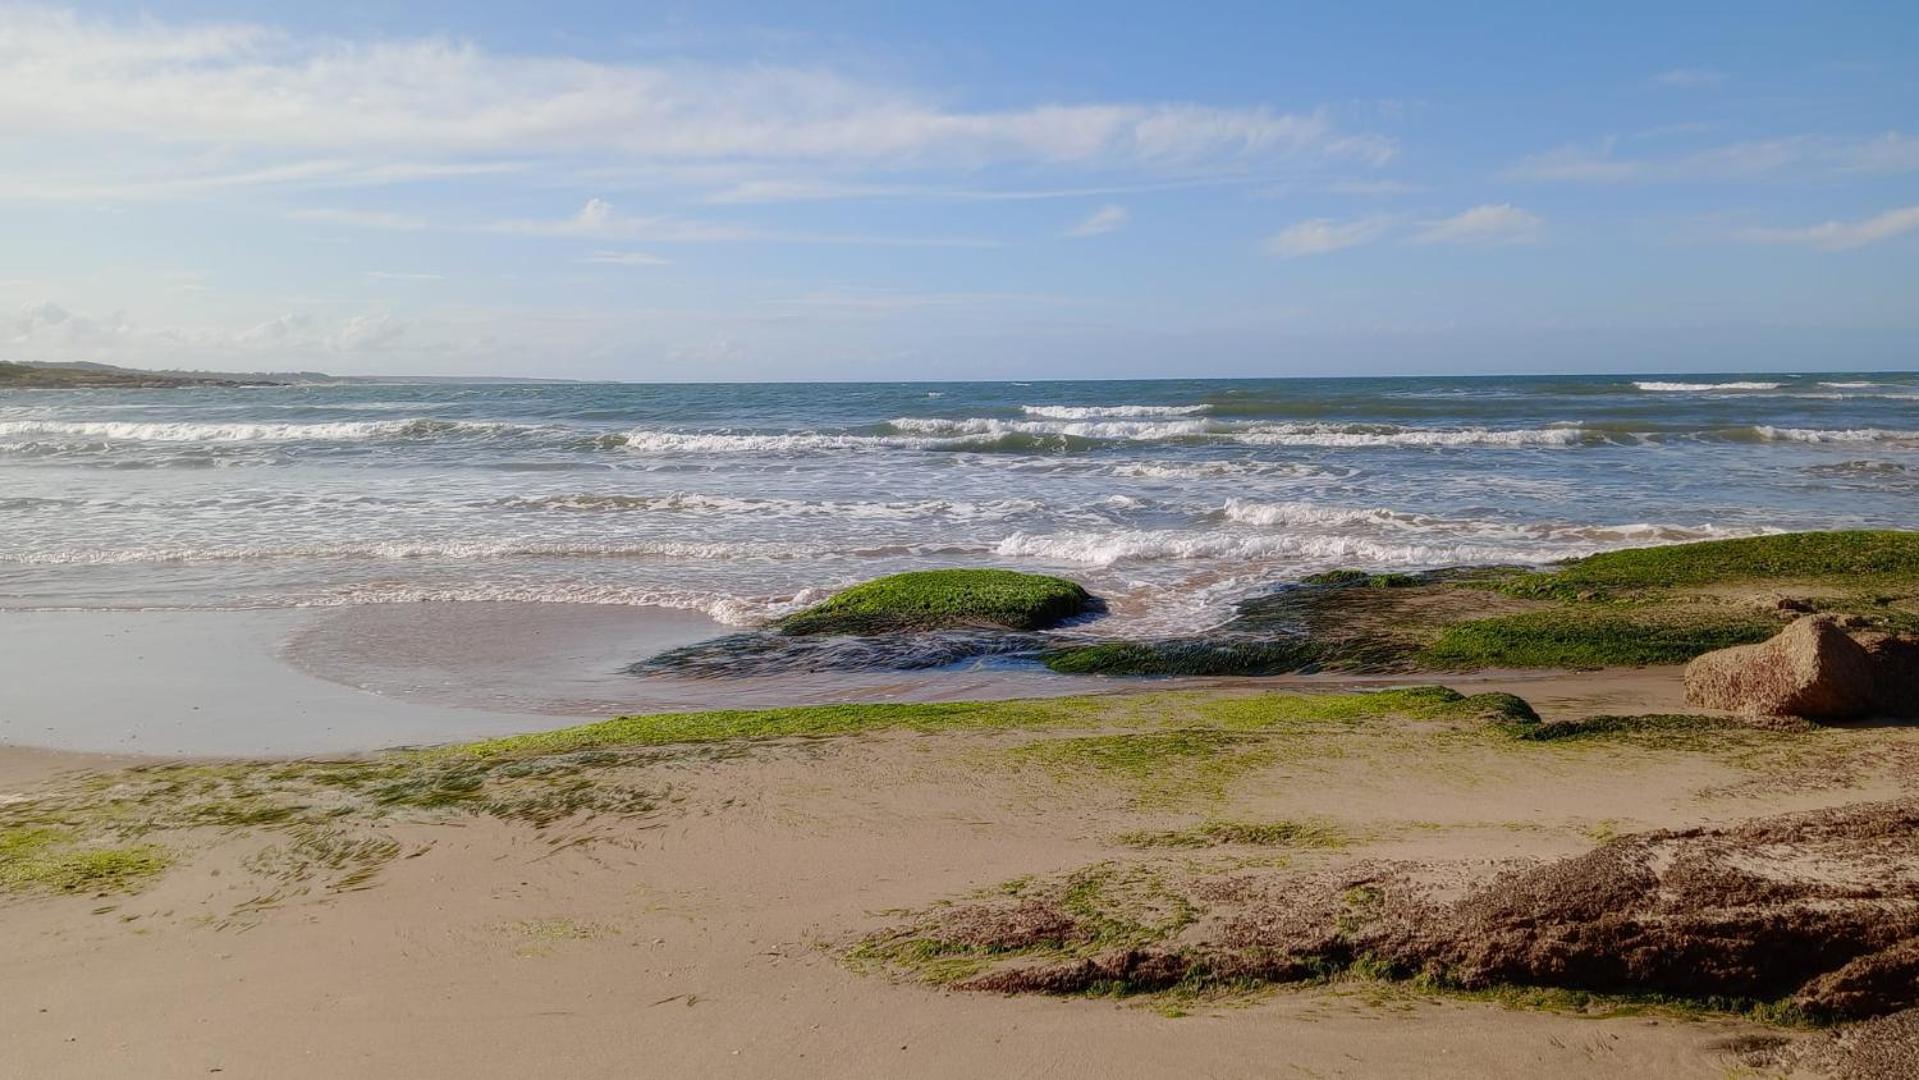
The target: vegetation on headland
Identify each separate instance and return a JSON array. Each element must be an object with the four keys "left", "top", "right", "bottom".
[
  {"left": 776, "top": 568, "right": 1093, "bottom": 635},
  {"left": 0, "top": 360, "right": 280, "bottom": 389}
]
